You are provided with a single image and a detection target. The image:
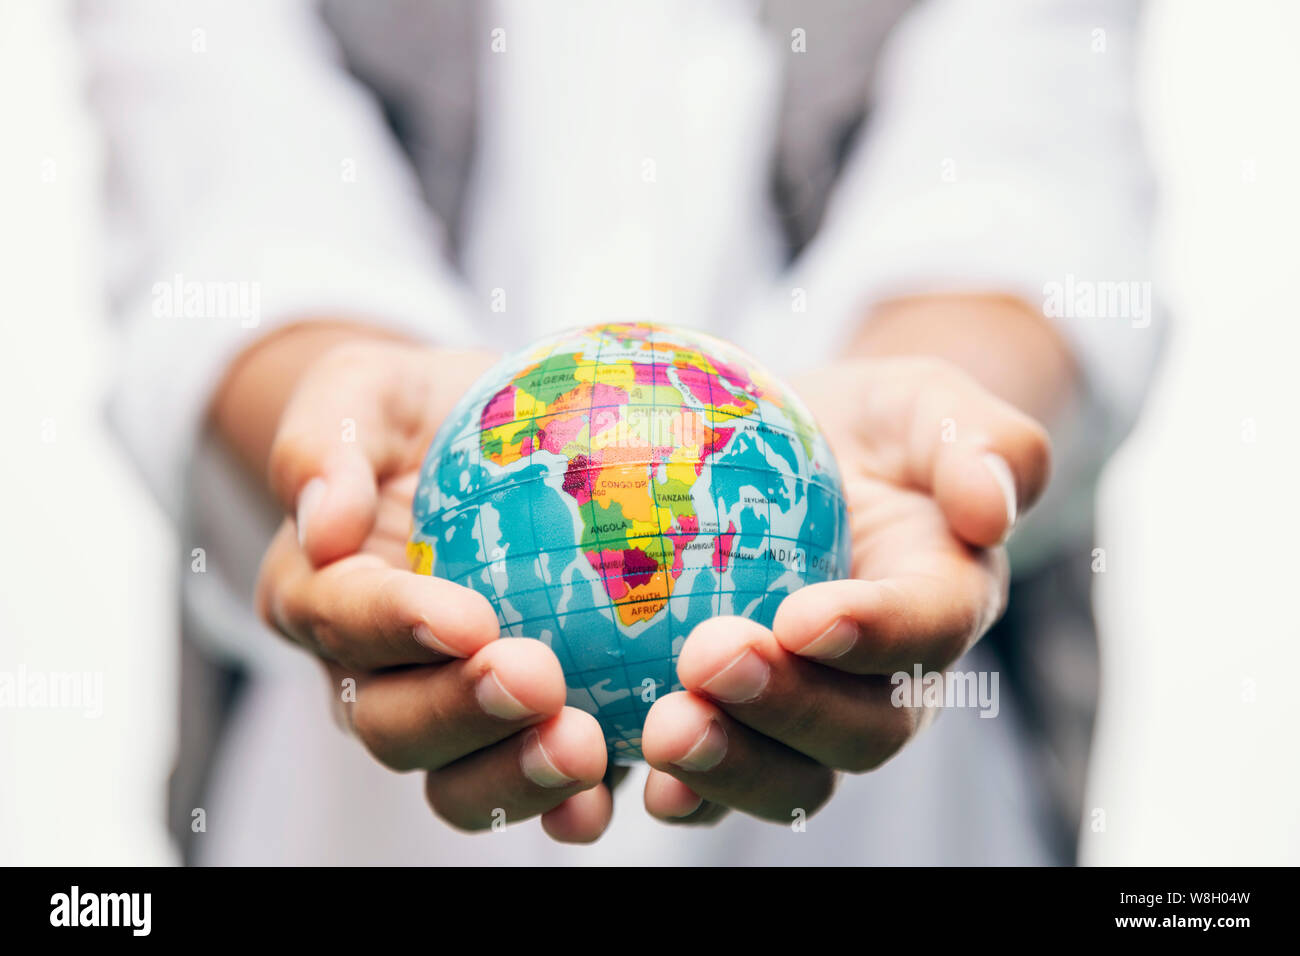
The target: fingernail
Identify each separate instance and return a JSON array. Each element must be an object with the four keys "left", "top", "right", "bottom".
[
  {"left": 799, "top": 617, "right": 858, "bottom": 660},
  {"left": 296, "top": 478, "right": 327, "bottom": 548},
  {"left": 476, "top": 670, "right": 536, "bottom": 720},
  {"left": 520, "top": 731, "right": 574, "bottom": 788},
  {"left": 981, "top": 453, "right": 1018, "bottom": 531},
  {"left": 413, "top": 622, "right": 461, "bottom": 658},
  {"left": 673, "top": 720, "right": 728, "bottom": 773},
  {"left": 699, "top": 649, "right": 770, "bottom": 703}
]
